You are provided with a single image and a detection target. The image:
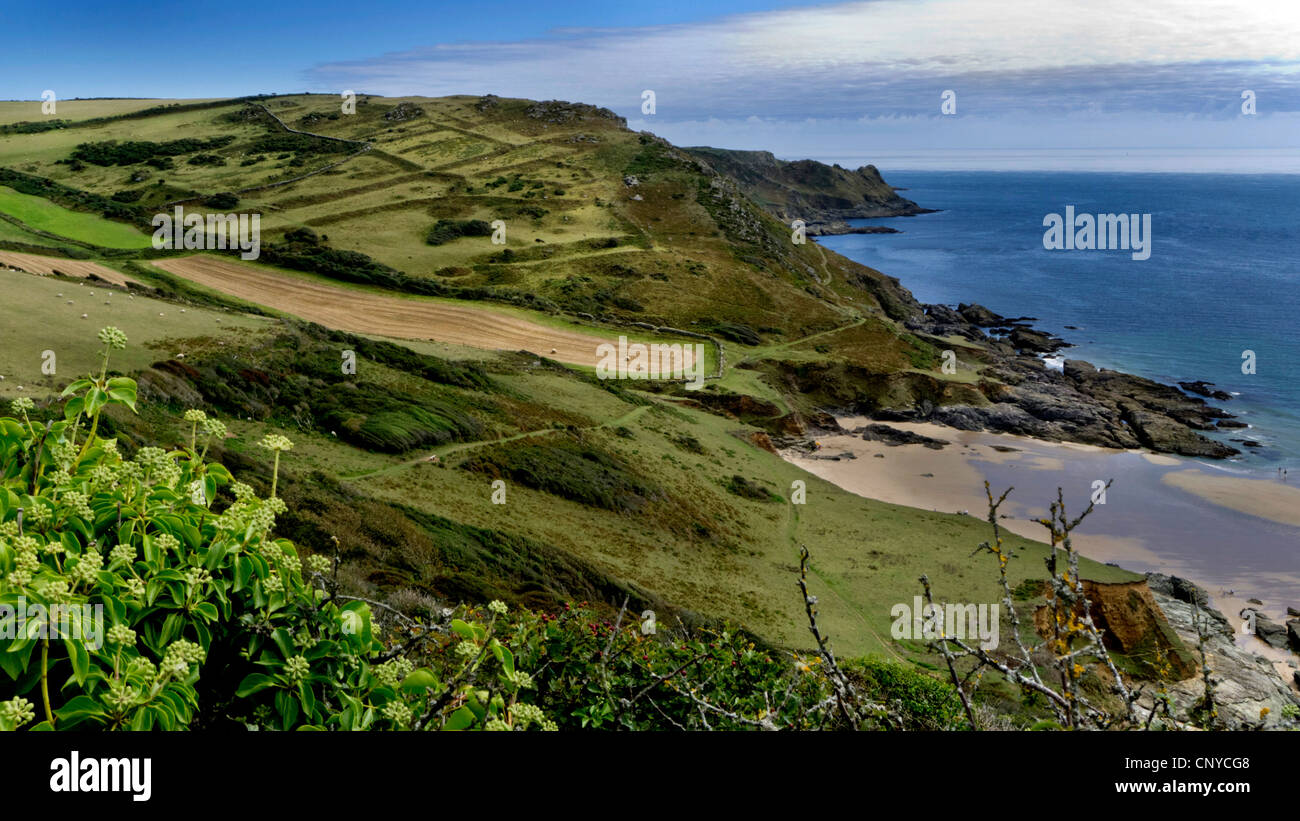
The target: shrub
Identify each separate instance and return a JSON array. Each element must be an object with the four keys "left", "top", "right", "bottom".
[
  {"left": 0, "top": 329, "right": 549, "bottom": 731},
  {"left": 425, "top": 219, "right": 493, "bottom": 246},
  {"left": 70, "top": 136, "right": 235, "bottom": 167},
  {"left": 842, "top": 656, "right": 965, "bottom": 730},
  {"left": 204, "top": 192, "right": 239, "bottom": 209},
  {"left": 460, "top": 436, "right": 663, "bottom": 513}
]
